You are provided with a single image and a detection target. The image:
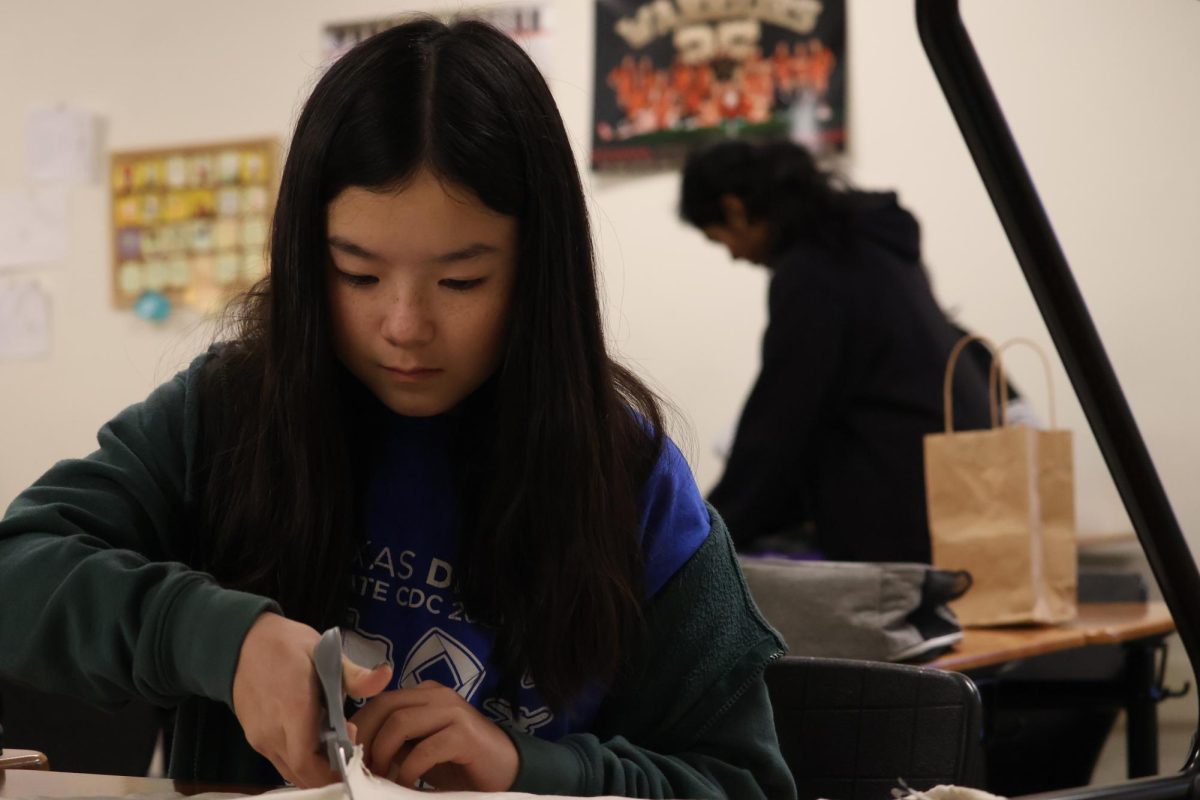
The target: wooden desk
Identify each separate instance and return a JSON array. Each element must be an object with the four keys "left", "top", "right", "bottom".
[
  {"left": 930, "top": 601, "right": 1175, "bottom": 672},
  {"left": 930, "top": 601, "right": 1177, "bottom": 782},
  {"left": 0, "top": 768, "right": 269, "bottom": 797}
]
